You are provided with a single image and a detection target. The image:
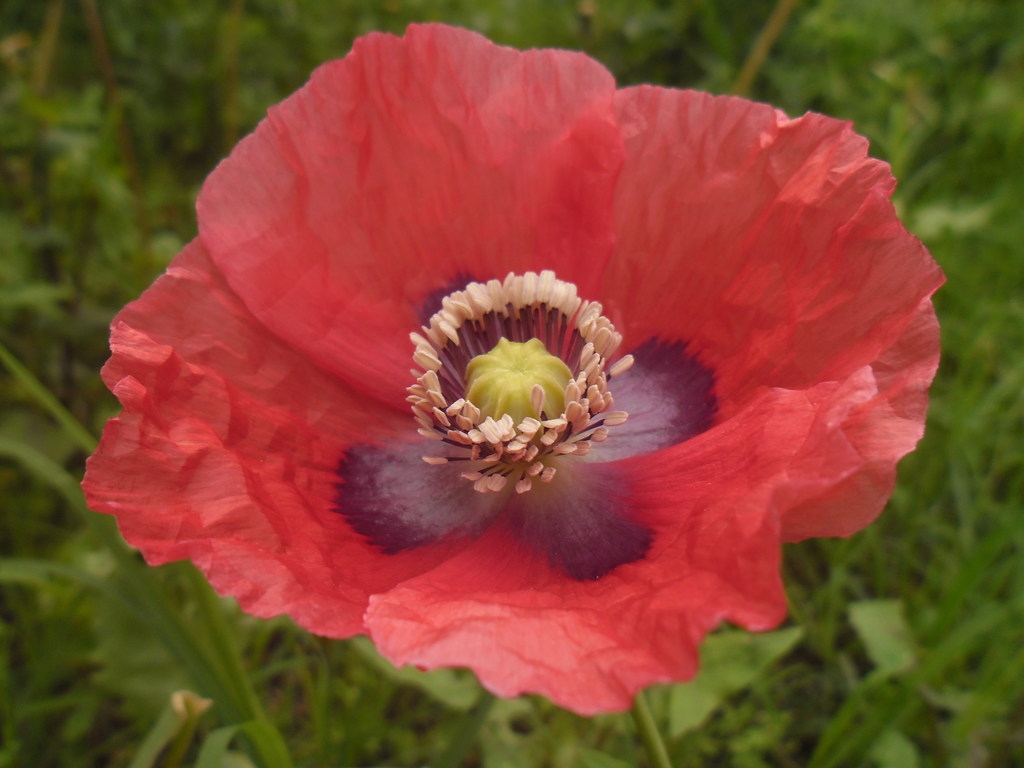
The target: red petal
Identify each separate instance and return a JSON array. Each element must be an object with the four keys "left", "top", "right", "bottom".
[
  {"left": 197, "top": 24, "right": 623, "bottom": 409},
  {"left": 595, "top": 338, "right": 715, "bottom": 461},
  {"left": 84, "top": 29, "right": 946, "bottom": 717},
  {"left": 337, "top": 441, "right": 509, "bottom": 551},
  {"left": 363, "top": 384, "right": 835, "bottom": 712},
  {"left": 776, "top": 300, "right": 941, "bottom": 540},
  {"left": 82, "top": 240, "right": 472, "bottom": 636},
  {"left": 603, "top": 86, "right": 944, "bottom": 418},
  {"left": 363, "top": 304, "right": 937, "bottom": 713},
  {"left": 501, "top": 462, "right": 652, "bottom": 580}
]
